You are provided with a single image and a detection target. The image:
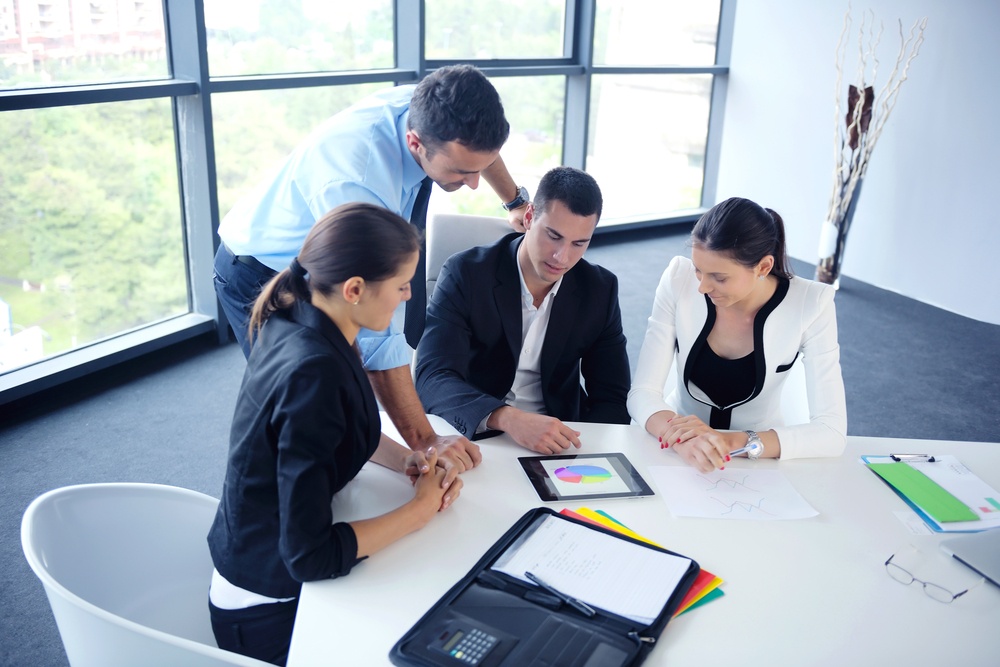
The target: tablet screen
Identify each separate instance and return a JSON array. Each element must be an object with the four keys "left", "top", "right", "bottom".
[{"left": 518, "top": 452, "right": 654, "bottom": 502}]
